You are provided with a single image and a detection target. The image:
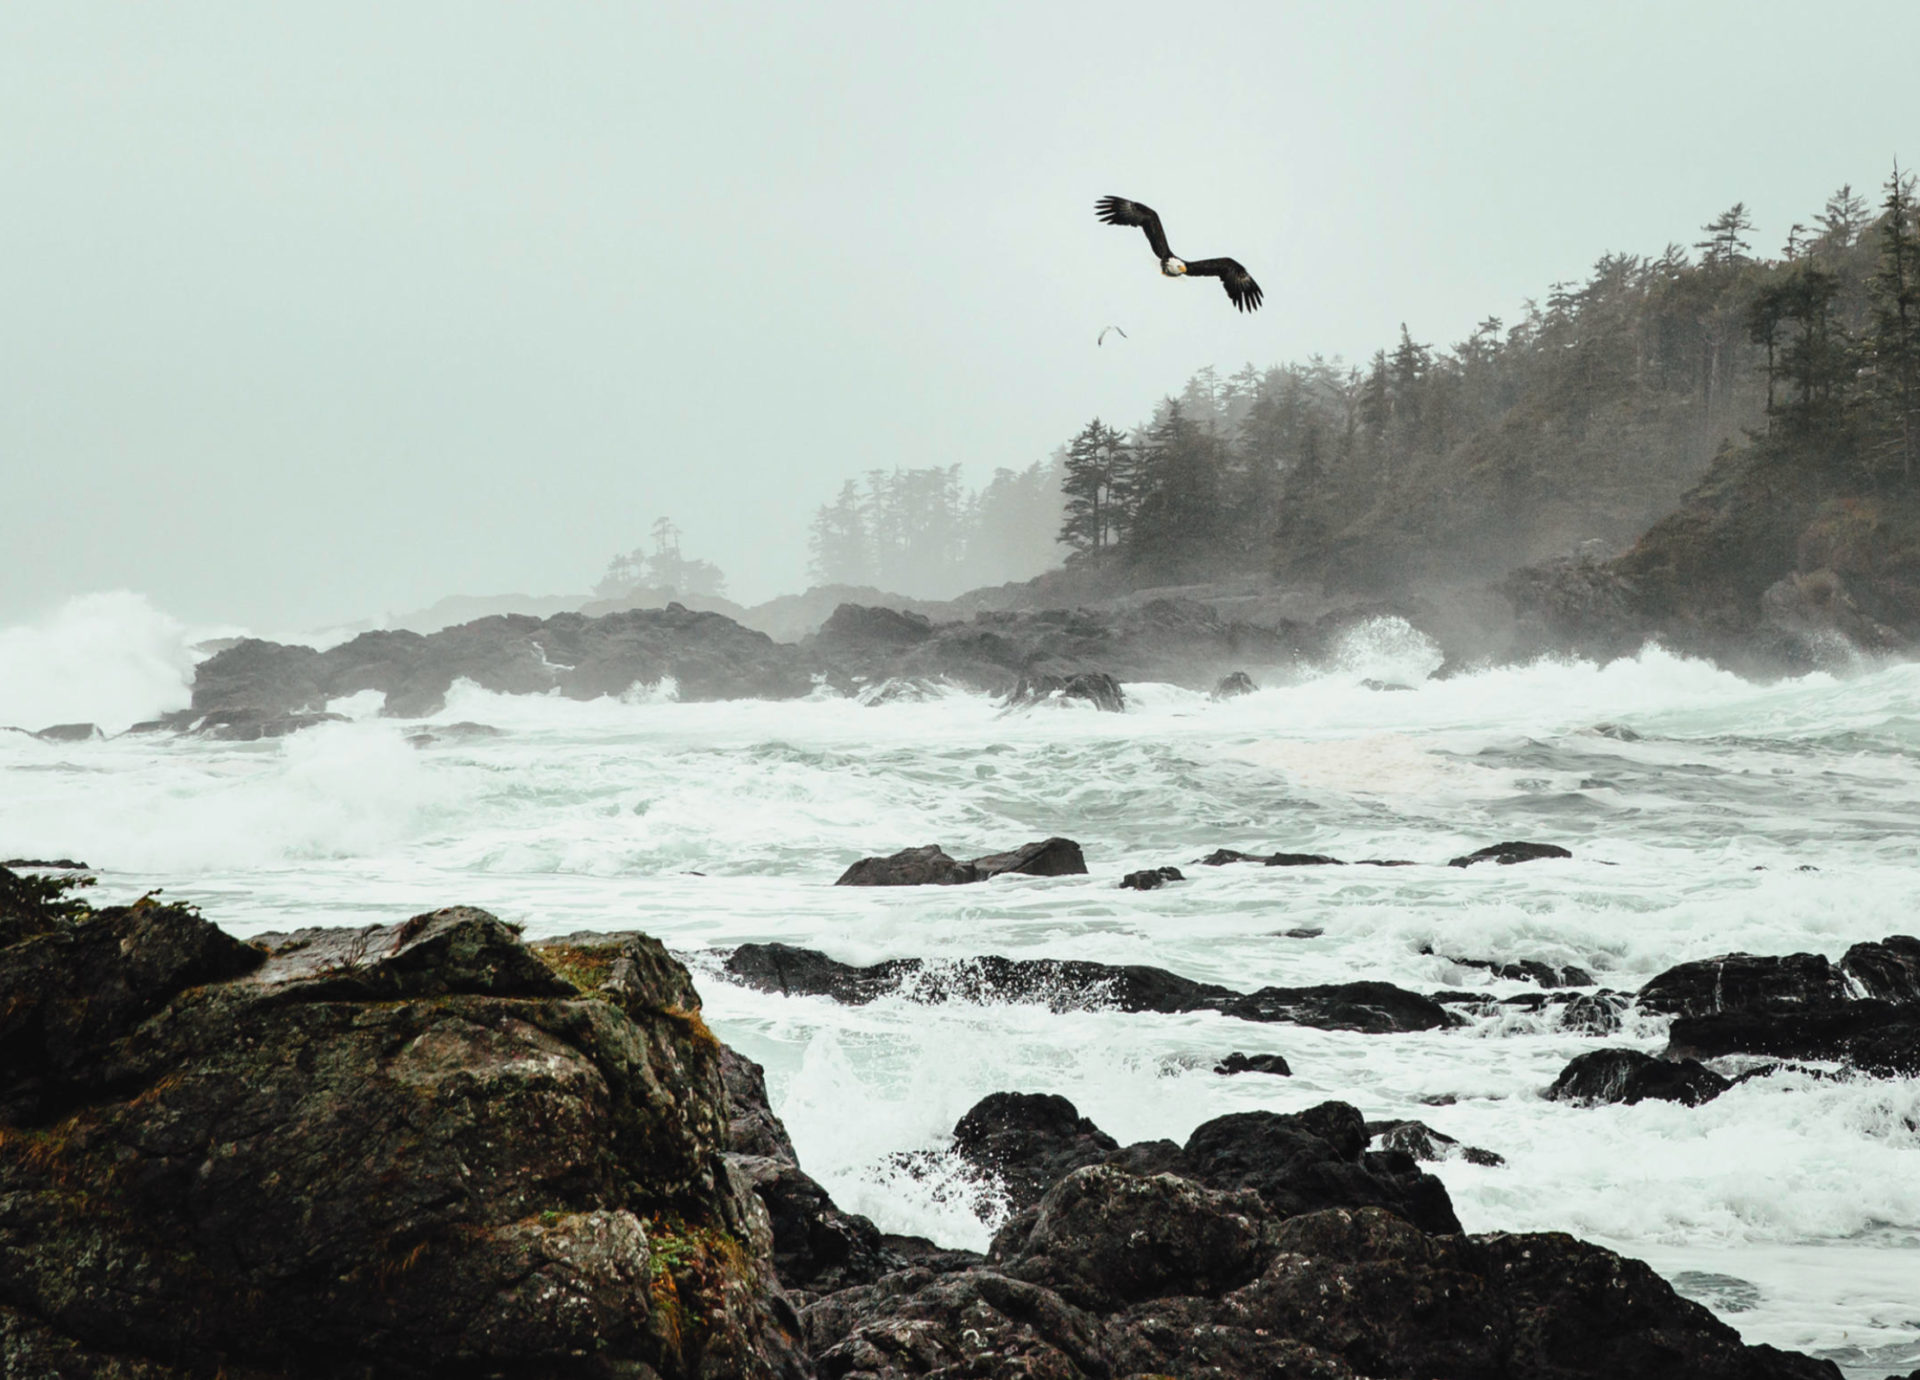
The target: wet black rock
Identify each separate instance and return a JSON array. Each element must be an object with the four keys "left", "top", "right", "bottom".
[
  {"left": 1840, "top": 934, "right": 1920, "bottom": 1004},
  {"left": 1367, "top": 1118, "right": 1505, "bottom": 1167},
  {"left": 1214, "top": 1051, "right": 1292, "bottom": 1076},
  {"left": 1, "top": 907, "right": 811, "bottom": 1379},
  {"left": 835, "top": 843, "right": 978, "bottom": 887},
  {"left": 1430, "top": 948, "right": 1596, "bottom": 988},
  {"left": 1638, "top": 950, "right": 1850, "bottom": 1017},
  {"left": 813, "top": 602, "right": 935, "bottom": 651},
  {"left": 1561, "top": 990, "right": 1632, "bottom": 1035},
  {"left": 835, "top": 836, "right": 1088, "bottom": 886},
  {"left": 1004, "top": 670, "right": 1126, "bottom": 712},
  {"left": 0, "top": 858, "right": 89, "bottom": 870},
  {"left": 1668, "top": 1001, "right": 1920, "bottom": 1076},
  {"left": 1120, "top": 865, "right": 1183, "bottom": 890},
  {"left": 805, "top": 1191, "right": 1839, "bottom": 1379},
  {"left": 1546, "top": 1047, "right": 1731, "bottom": 1107},
  {"left": 1449, "top": 840, "right": 1574, "bottom": 867},
  {"left": 723, "top": 942, "right": 1456, "bottom": 1033},
  {"left": 1219, "top": 980, "right": 1460, "bottom": 1033},
  {"left": 971, "top": 836, "right": 1088, "bottom": 879},
  {"left": 952, "top": 1092, "right": 1122, "bottom": 1212},
  {"left": 1180, "top": 1103, "right": 1463, "bottom": 1235},
  {"left": 720, "top": 1044, "right": 799, "bottom": 1164},
  {"left": 31, "top": 722, "right": 101, "bottom": 742},
  {"left": 1212, "top": 670, "right": 1258, "bottom": 698},
  {"left": 1196, "top": 846, "right": 1346, "bottom": 866}
]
